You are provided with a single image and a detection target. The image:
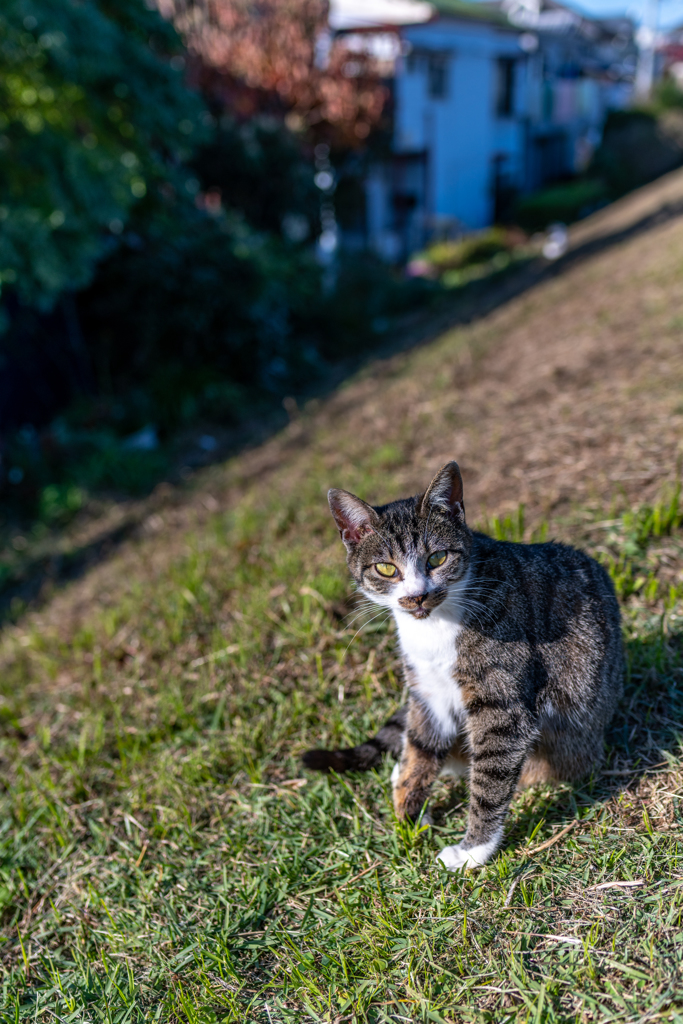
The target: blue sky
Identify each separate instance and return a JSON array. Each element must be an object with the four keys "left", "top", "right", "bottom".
[{"left": 551, "top": 0, "right": 682, "bottom": 29}]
